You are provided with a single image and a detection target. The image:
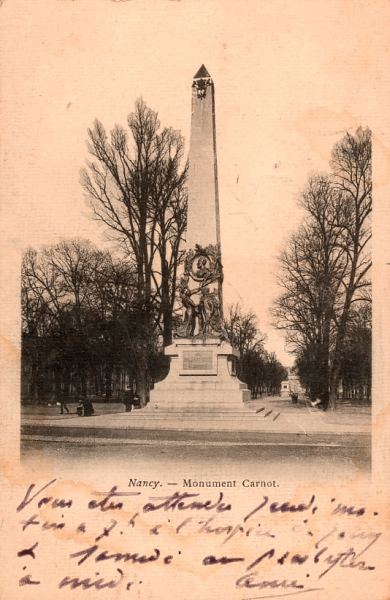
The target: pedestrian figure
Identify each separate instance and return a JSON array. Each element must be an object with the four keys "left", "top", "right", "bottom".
[
  {"left": 83, "top": 399, "right": 95, "bottom": 417},
  {"left": 60, "top": 399, "right": 69, "bottom": 414}
]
